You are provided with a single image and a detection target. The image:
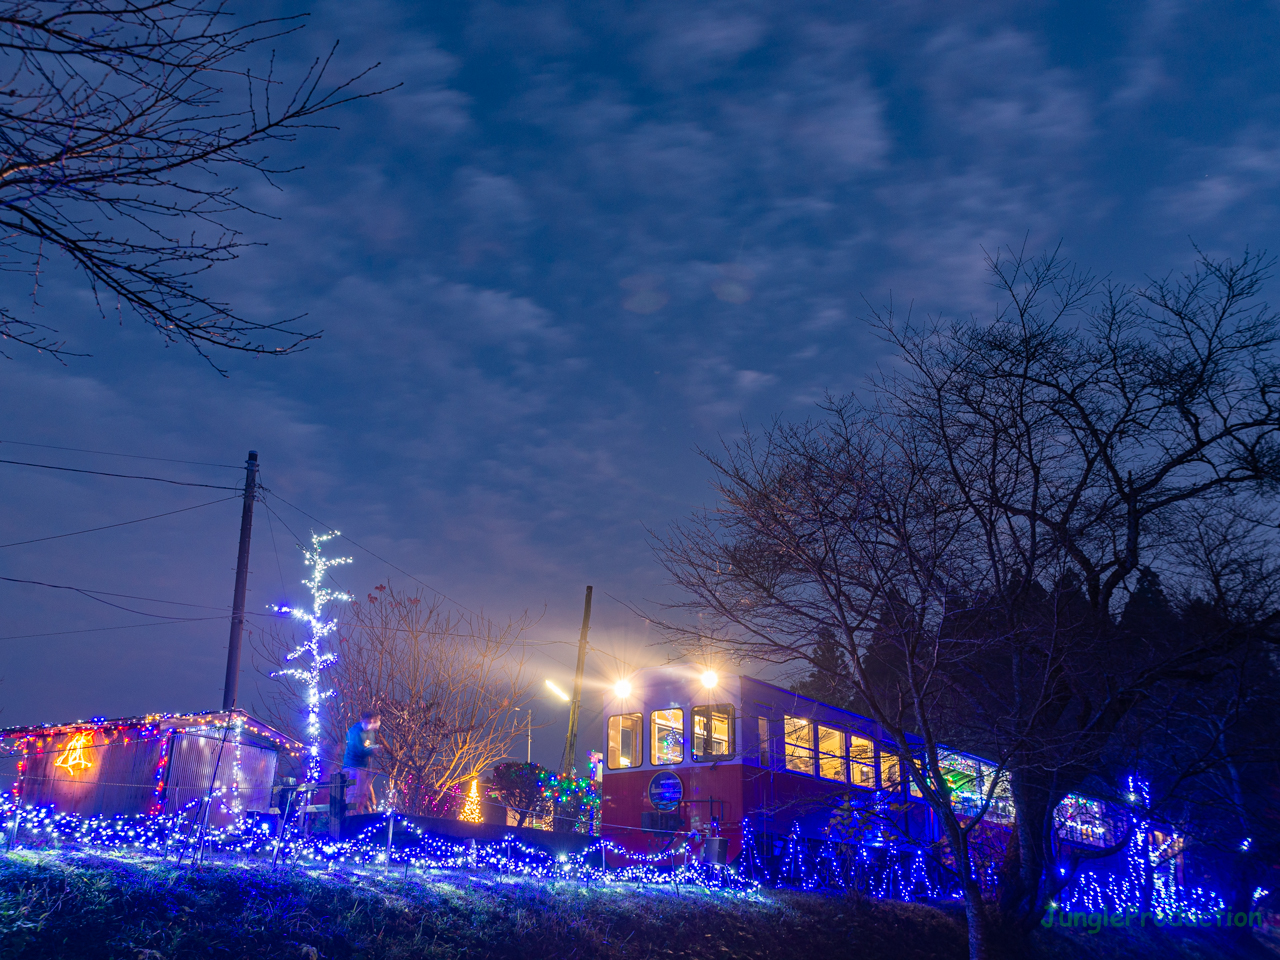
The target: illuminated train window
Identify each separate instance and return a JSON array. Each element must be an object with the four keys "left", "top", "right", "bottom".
[
  {"left": 692, "top": 704, "right": 735, "bottom": 761},
  {"left": 817, "top": 725, "right": 845, "bottom": 781},
  {"left": 882, "top": 752, "right": 901, "bottom": 791},
  {"left": 784, "top": 716, "right": 814, "bottom": 775},
  {"left": 849, "top": 735, "right": 877, "bottom": 788},
  {"left": 607, "top": 713, "right": 642, "bottom": 769},
  {"left": 651, "top": 709, "right": 684, "bottom": 765}
]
